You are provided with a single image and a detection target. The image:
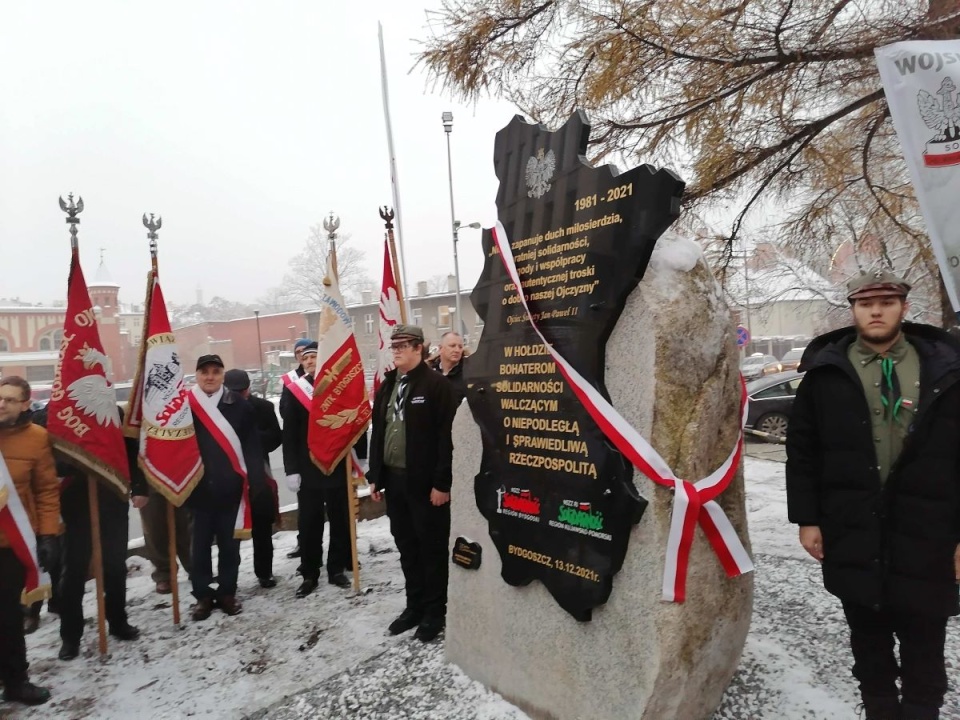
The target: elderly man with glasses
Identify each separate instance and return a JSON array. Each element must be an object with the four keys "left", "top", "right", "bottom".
[{"left": 368, "top": 325, "right": 457, "bottom": 642}]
